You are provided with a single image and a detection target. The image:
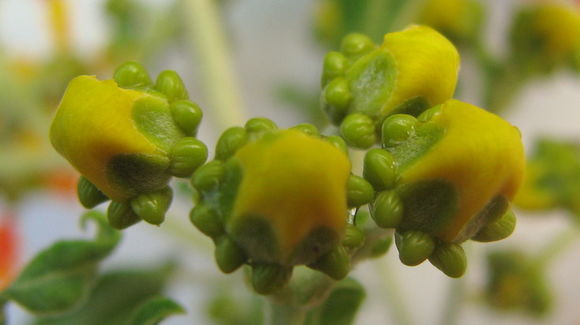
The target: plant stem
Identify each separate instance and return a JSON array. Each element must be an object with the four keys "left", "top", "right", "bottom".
[
  {"left": 439, "top": 277, "right": 464, "bottom": 325},
  {"left": 182, "top": 0, "right": 246, "bottom": 129},
  {"left": 265, "top": 300, "right": 306, "bottom": 325},
  {"left": 375, "top": 259, "right": 413, "bottom": 325},
  {"left": 535, "top": 227, "right": 579, "bottom": 269}
]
